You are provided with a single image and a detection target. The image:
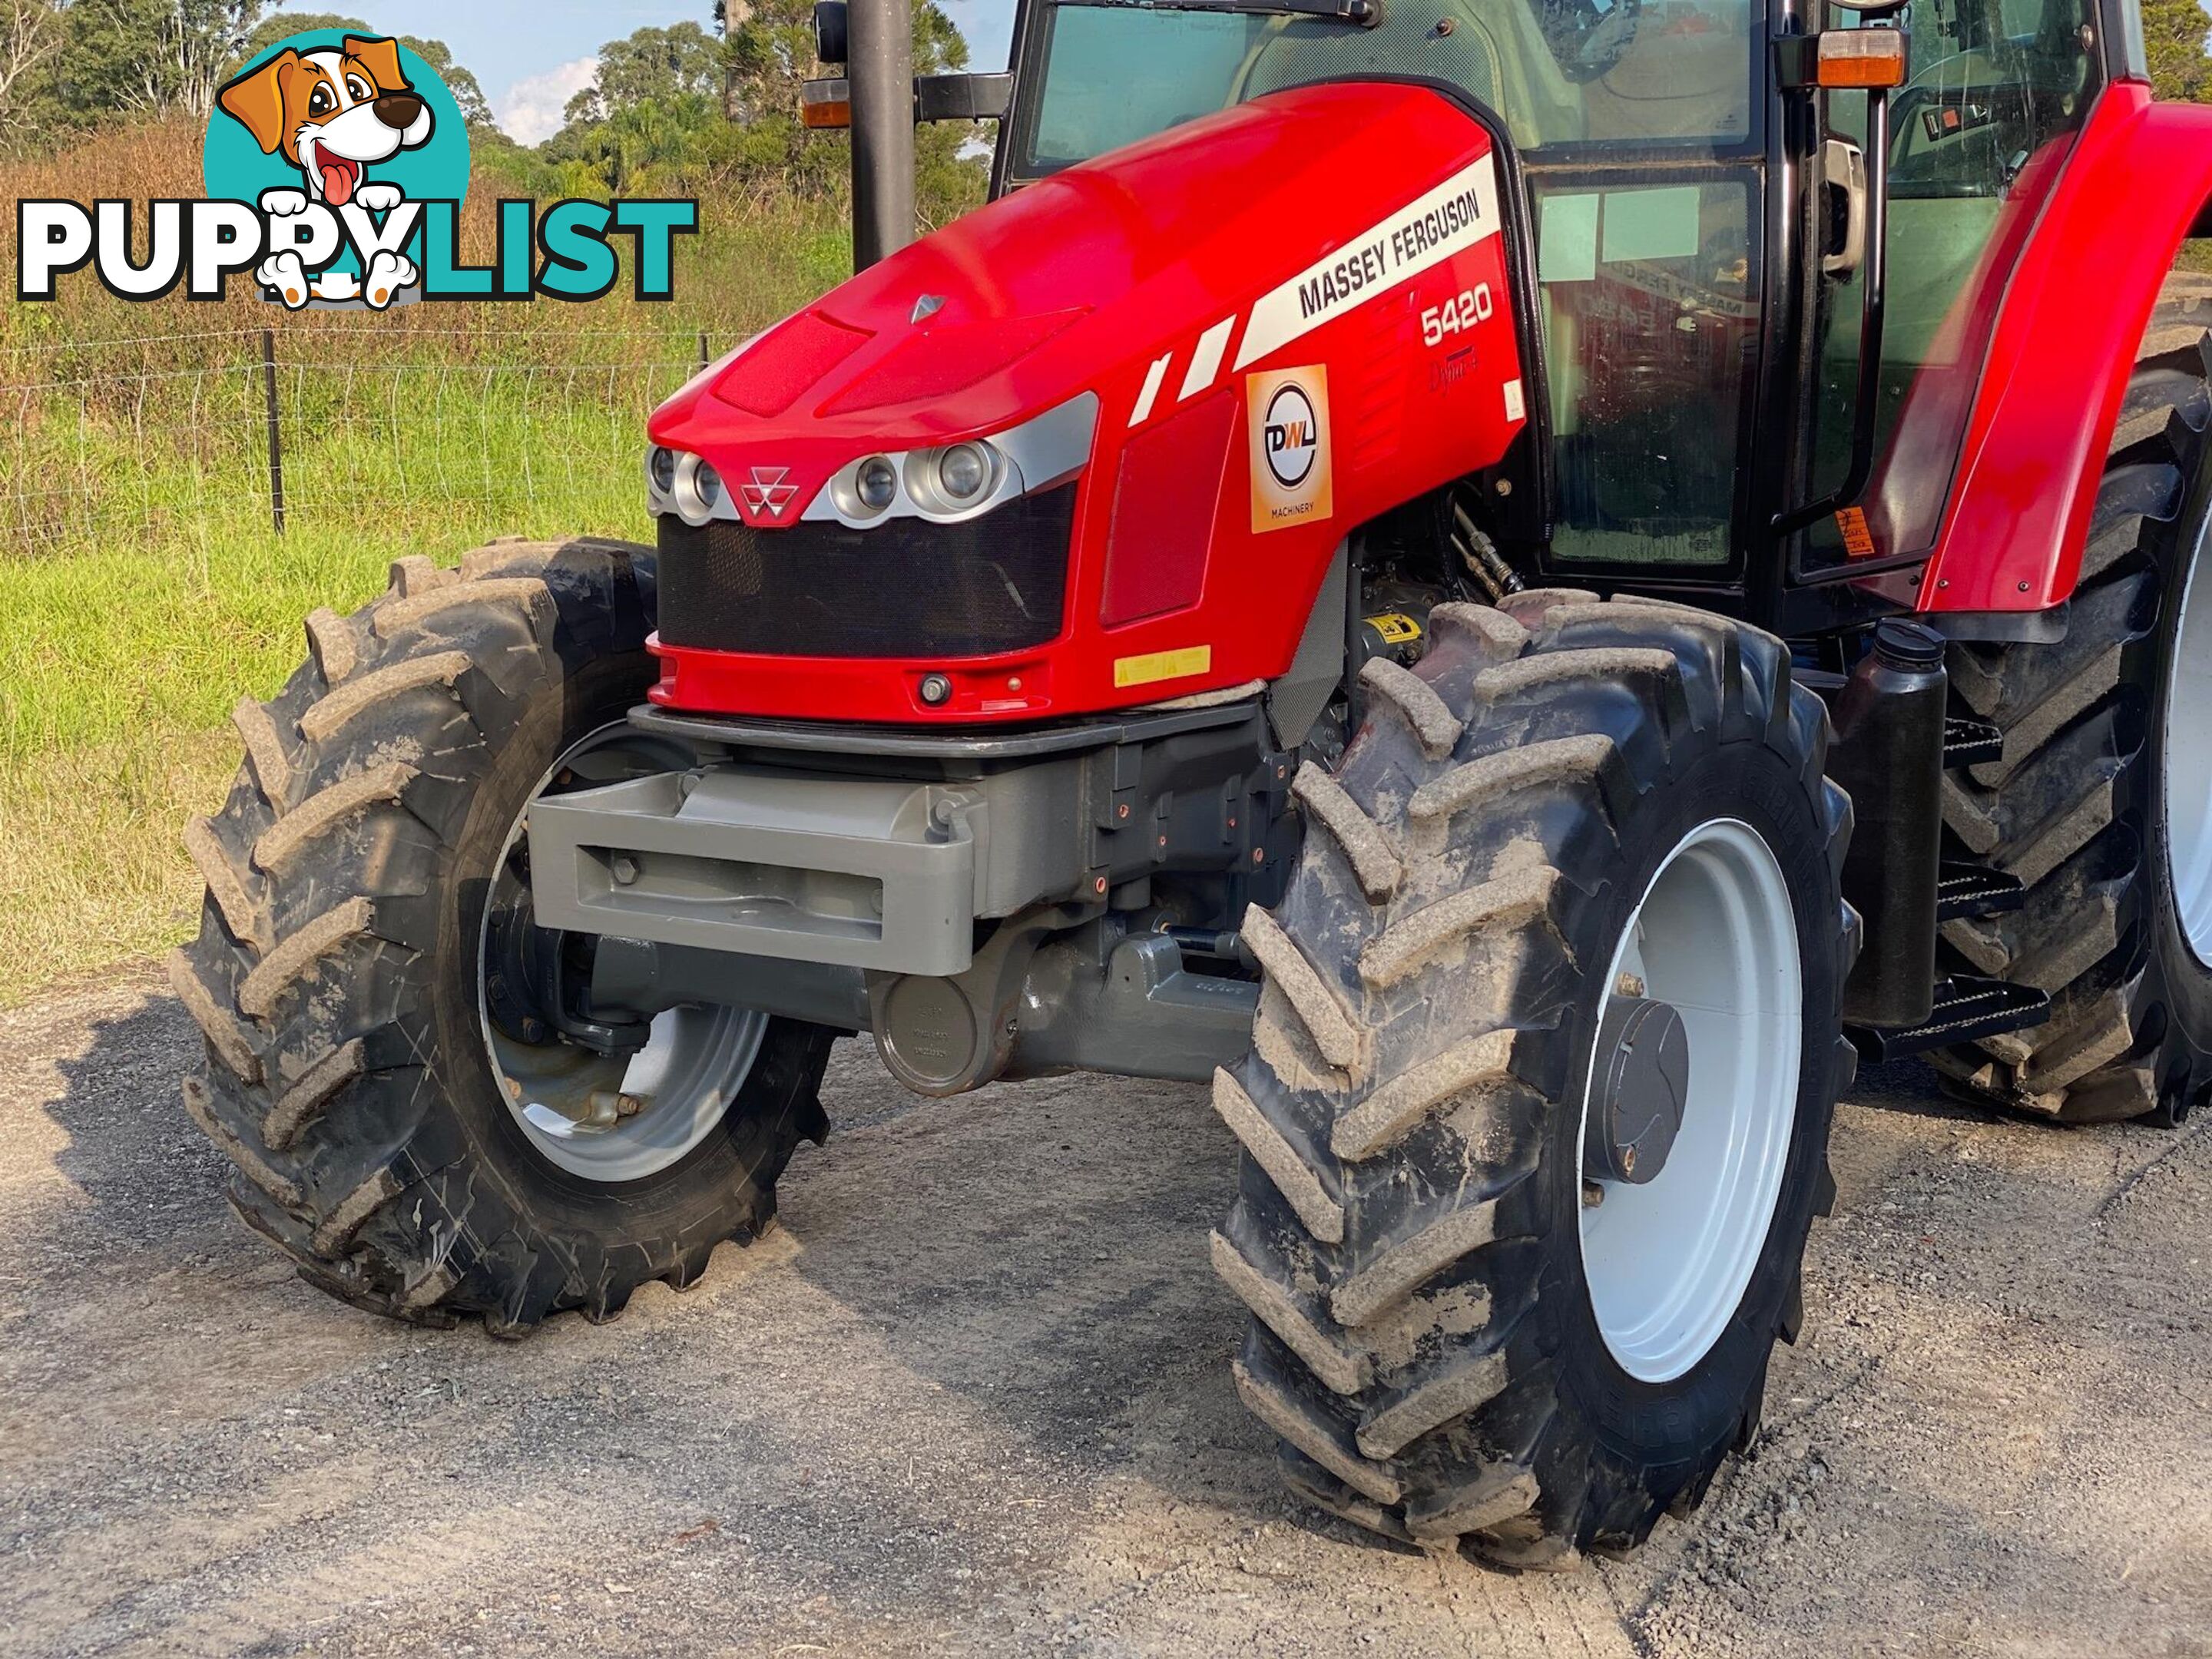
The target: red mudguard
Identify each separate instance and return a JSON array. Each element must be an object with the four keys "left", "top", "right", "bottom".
[{"left": 1914, "top": 82, "right": 2212, "bottom": 614}]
